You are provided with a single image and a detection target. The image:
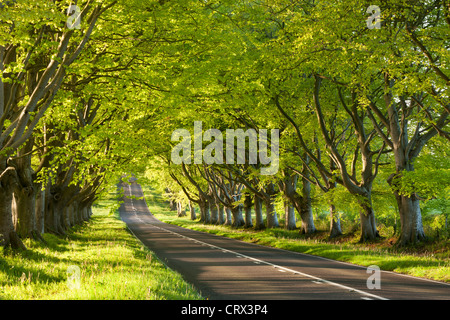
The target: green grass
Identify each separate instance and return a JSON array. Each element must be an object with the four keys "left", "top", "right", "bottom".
[
  {"left": 0, "top": 190, "right": 203, "bottom": 300},
  {"left": 142, "top": 186, "right": 450, "bottom": 284}
]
